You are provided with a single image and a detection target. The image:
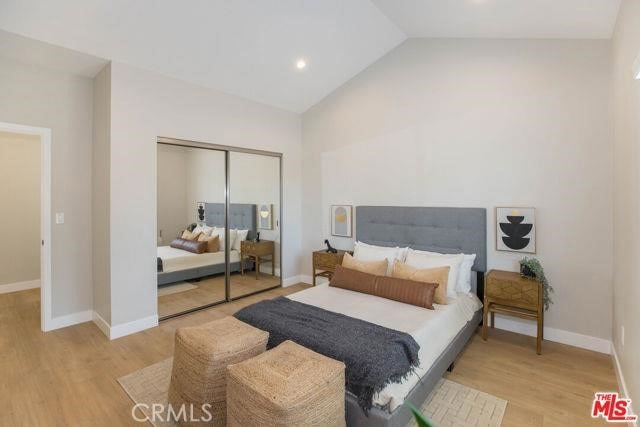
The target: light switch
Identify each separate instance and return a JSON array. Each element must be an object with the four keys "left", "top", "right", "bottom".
[{"left": 56, "top": 213, "right": 65, "bottom": 224}]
